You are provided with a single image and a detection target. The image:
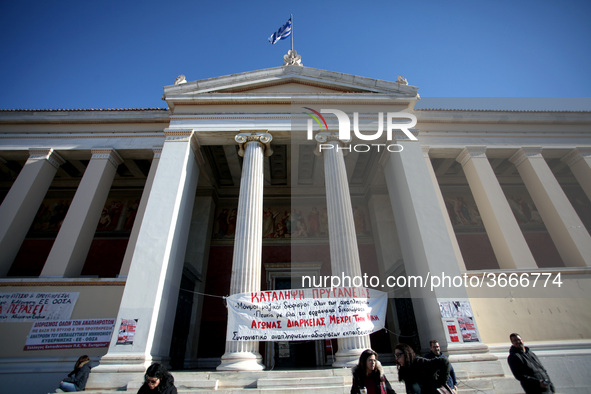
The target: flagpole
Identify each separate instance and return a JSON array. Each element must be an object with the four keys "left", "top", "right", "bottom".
[{"left": 290, "top": 14, "right": 293, "bottom": 52}]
